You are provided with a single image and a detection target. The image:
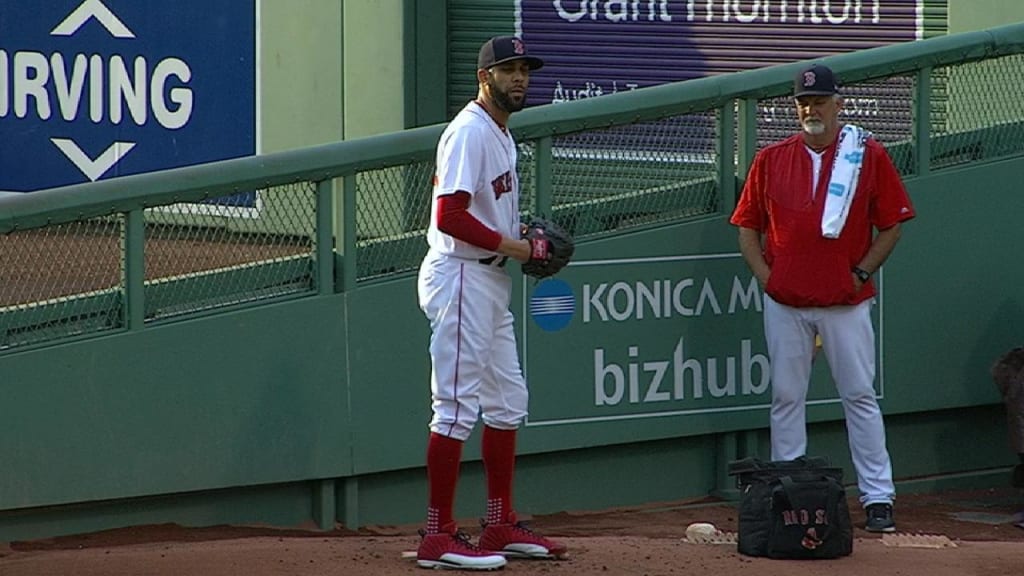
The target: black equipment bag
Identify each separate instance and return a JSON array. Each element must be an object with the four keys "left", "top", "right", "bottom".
[{"left": 727, "top": 456, "right": 853, "bottom": 559}]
